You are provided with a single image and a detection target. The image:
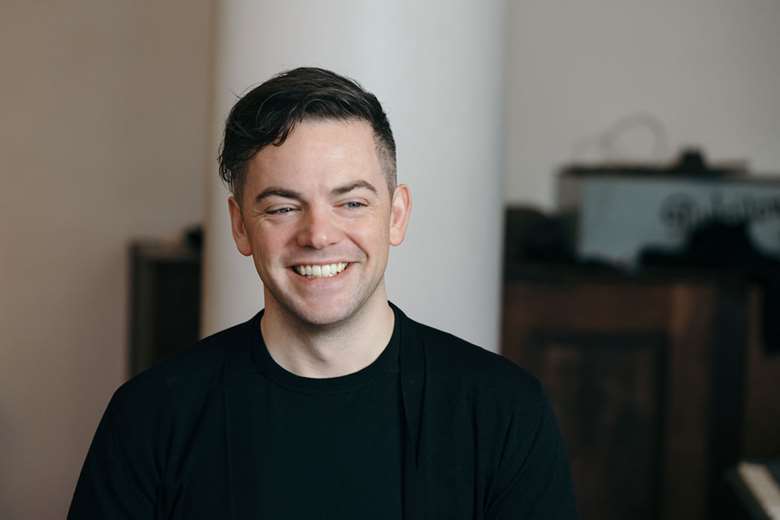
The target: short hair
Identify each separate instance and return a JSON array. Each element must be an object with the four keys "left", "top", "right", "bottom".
[{"left": 218, "top": 67, "right": 397, "bottom": 204}]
